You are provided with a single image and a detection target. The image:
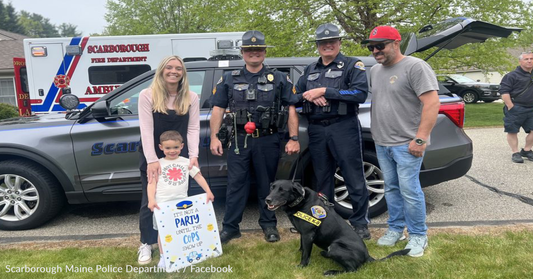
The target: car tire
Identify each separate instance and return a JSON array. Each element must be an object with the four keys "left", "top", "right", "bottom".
[
  {"left": 332, "top": 150, "right": 387, "bottom": 219},
  {"left": 461, "top": 90, "right": 479, "bottom": 104},
  {"left": 0, "top": 160, "right": 65, "bottom": 230}
]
